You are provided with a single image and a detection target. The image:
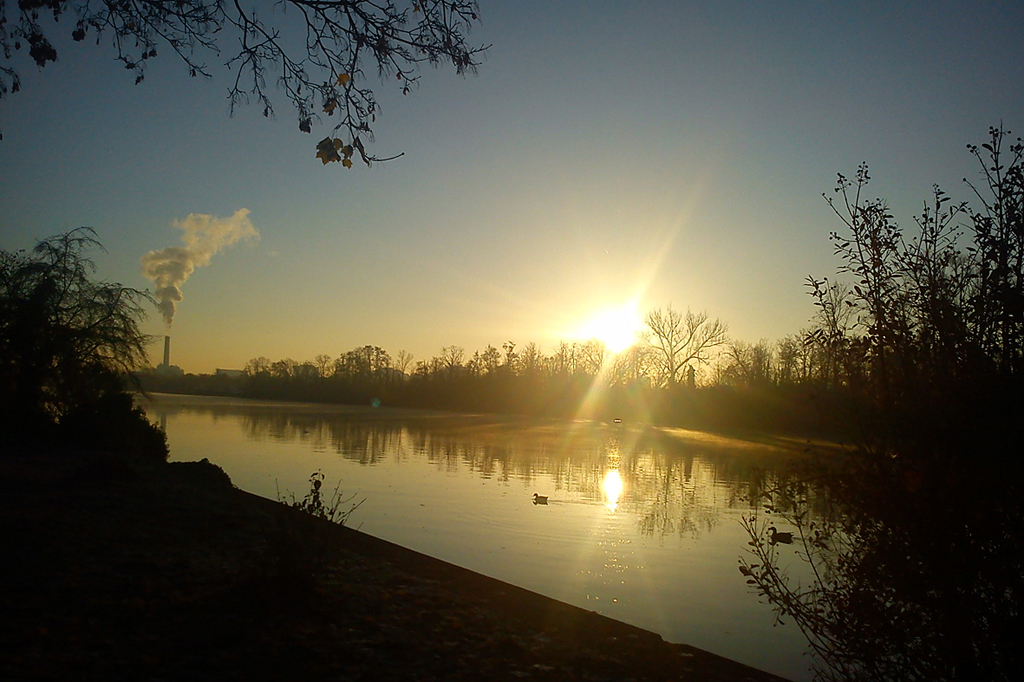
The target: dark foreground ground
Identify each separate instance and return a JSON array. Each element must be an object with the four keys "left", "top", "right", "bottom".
[{"left": 1, "top": 450, "right": 790, "bottom": 682}]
